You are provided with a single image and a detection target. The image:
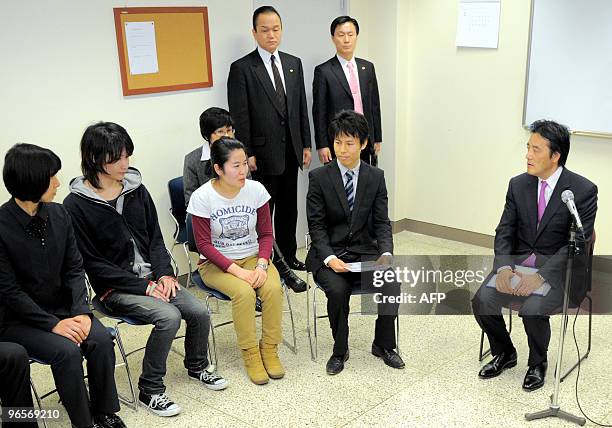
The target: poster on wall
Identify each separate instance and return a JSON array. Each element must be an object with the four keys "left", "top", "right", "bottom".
[{"left": 455, "top": 0, "right": 501, "bottom": 48}]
